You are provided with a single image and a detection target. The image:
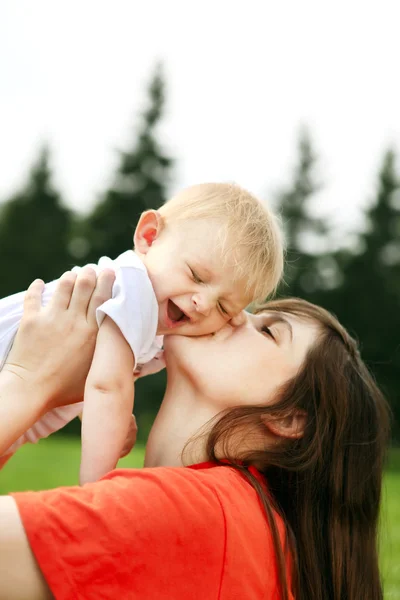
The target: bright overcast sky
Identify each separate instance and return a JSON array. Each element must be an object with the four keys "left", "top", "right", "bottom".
[{"left": 1, "top": 0, "right": 399, "bottom": 239}]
